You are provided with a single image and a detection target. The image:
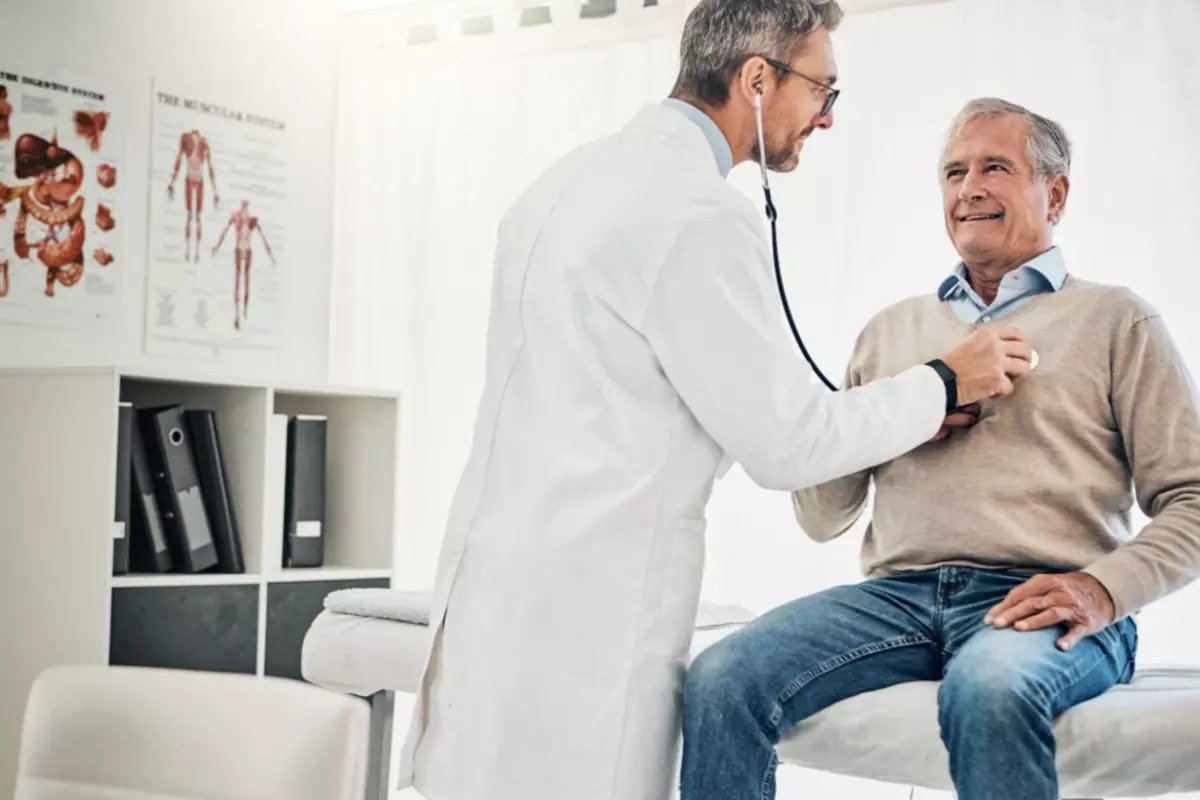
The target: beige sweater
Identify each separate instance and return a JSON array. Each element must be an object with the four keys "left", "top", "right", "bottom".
[{"left": 792, "top": 276, "right": 1200, "bottom": 619}]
